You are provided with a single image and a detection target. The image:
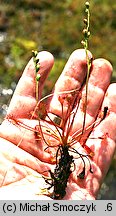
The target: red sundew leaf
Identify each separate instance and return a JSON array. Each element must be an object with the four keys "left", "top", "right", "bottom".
[
  {"left": 37, "top": 102, "right": 47, "bottom": 119},
  {"left": 58, "top": 95, "right": 66, "bottom": 105},
  {"left": 84, "top": 145, "right": 94, "bottom": 157}
]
